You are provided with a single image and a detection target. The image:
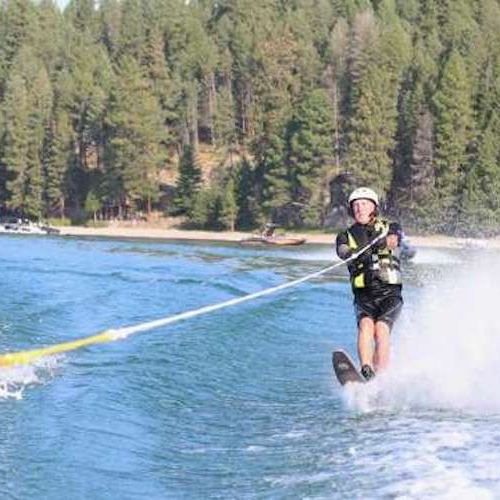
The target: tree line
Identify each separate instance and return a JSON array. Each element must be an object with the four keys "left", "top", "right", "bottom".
[{"left": 1, "top": 0, "right": 500, "bottom": 236}]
